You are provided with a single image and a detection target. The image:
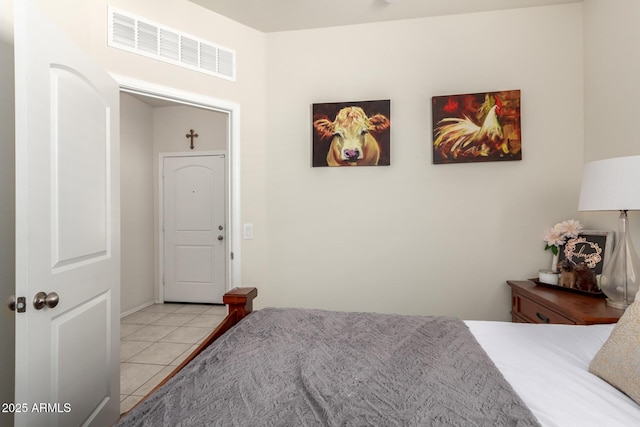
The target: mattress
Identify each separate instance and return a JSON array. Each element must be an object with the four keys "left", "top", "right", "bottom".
[{"left": 466, "top": 321, "right": 640, "bottom": 427}]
